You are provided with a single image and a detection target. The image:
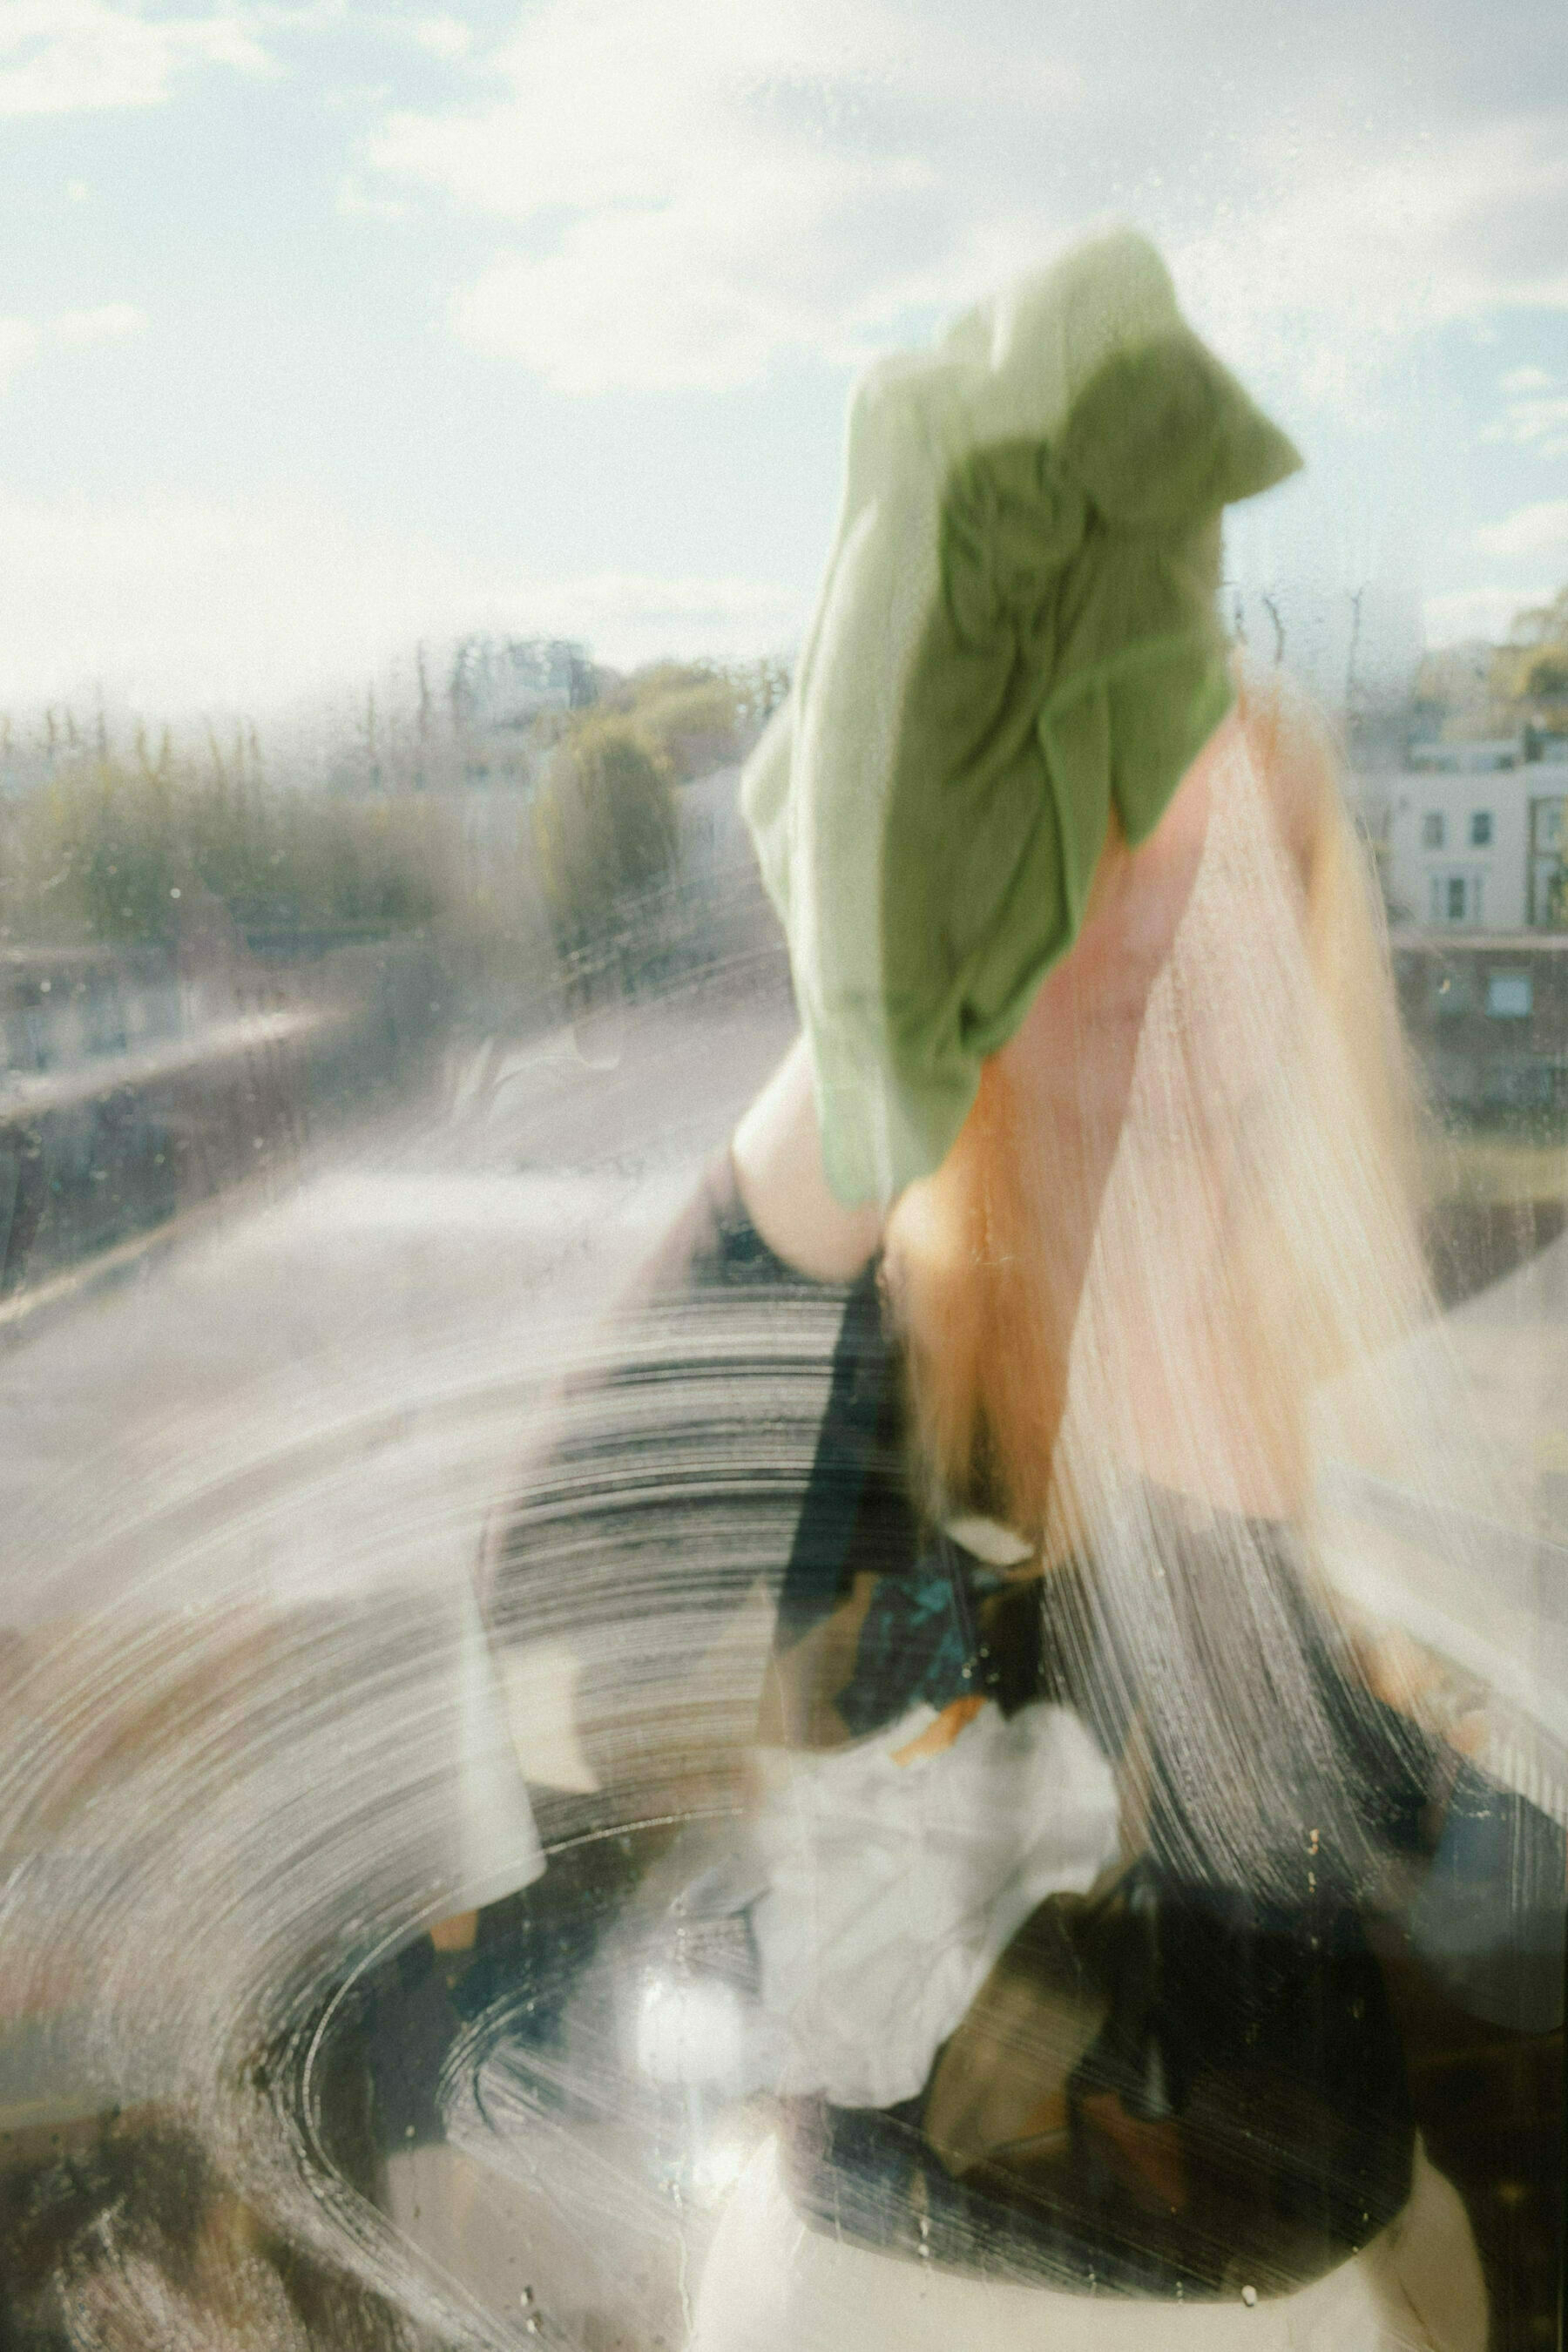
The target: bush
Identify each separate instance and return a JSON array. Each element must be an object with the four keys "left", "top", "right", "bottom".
[
  {"left": 596, "top": 659, "right": 789, "bottom": 781},
  {"left": 610, "top": 668, "right": 745, "bottom": 781},
  {"left": 0, "top": 743, "right": 439, "bottom": 946},
  {"left": 531, "top": 715, "right": 677, "bottom": 976}
]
